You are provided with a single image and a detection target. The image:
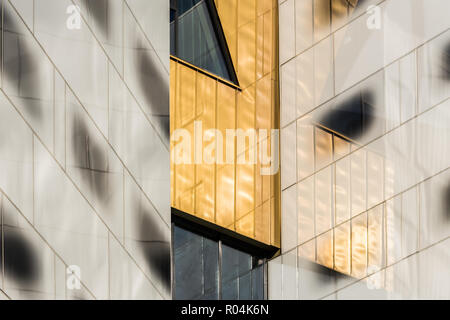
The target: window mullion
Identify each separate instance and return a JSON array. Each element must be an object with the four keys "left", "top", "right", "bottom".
[{"left": 218, "top": 240, "right": 222, "bottom": 300}]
